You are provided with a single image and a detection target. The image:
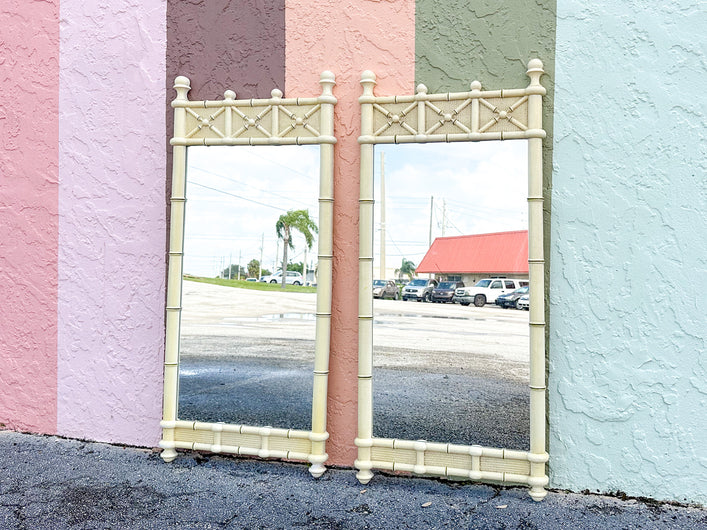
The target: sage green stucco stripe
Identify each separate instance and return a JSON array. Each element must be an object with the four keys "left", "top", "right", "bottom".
[
  {"left": 415, "top": 0, "right": 557, "bottom": 353},
  {"left": 415, "top": 1, "right": 556, "bottom": 94},
  {"left": 414, "top": 0, "right": 556, "bottom": 209}
]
